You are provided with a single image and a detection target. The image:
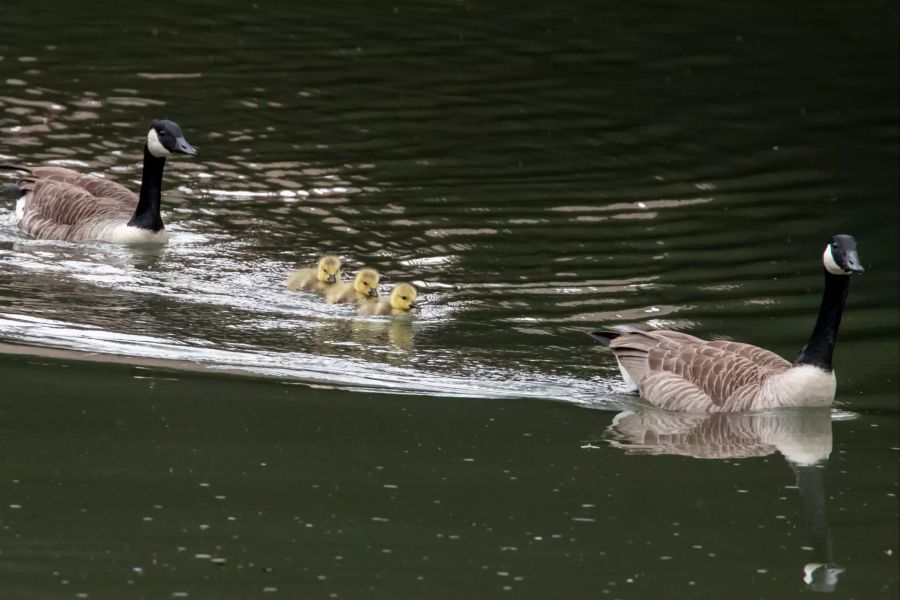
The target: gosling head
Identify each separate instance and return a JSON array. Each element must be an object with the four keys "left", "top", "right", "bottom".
[
  {"left": 146, "top": 119, "right": 199, "bottom": 158},
  {"left": 354, "top": 268, "right": 381, "bottom": 297},
  {"left": 316, "top": 255, "right": 342, "bottom": 284},
  {"left": 823, "top": 234, "right": 863, "bottom": 276},
  {"left": 389, "top": 283, "right": 418, "bottom": 311}
]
